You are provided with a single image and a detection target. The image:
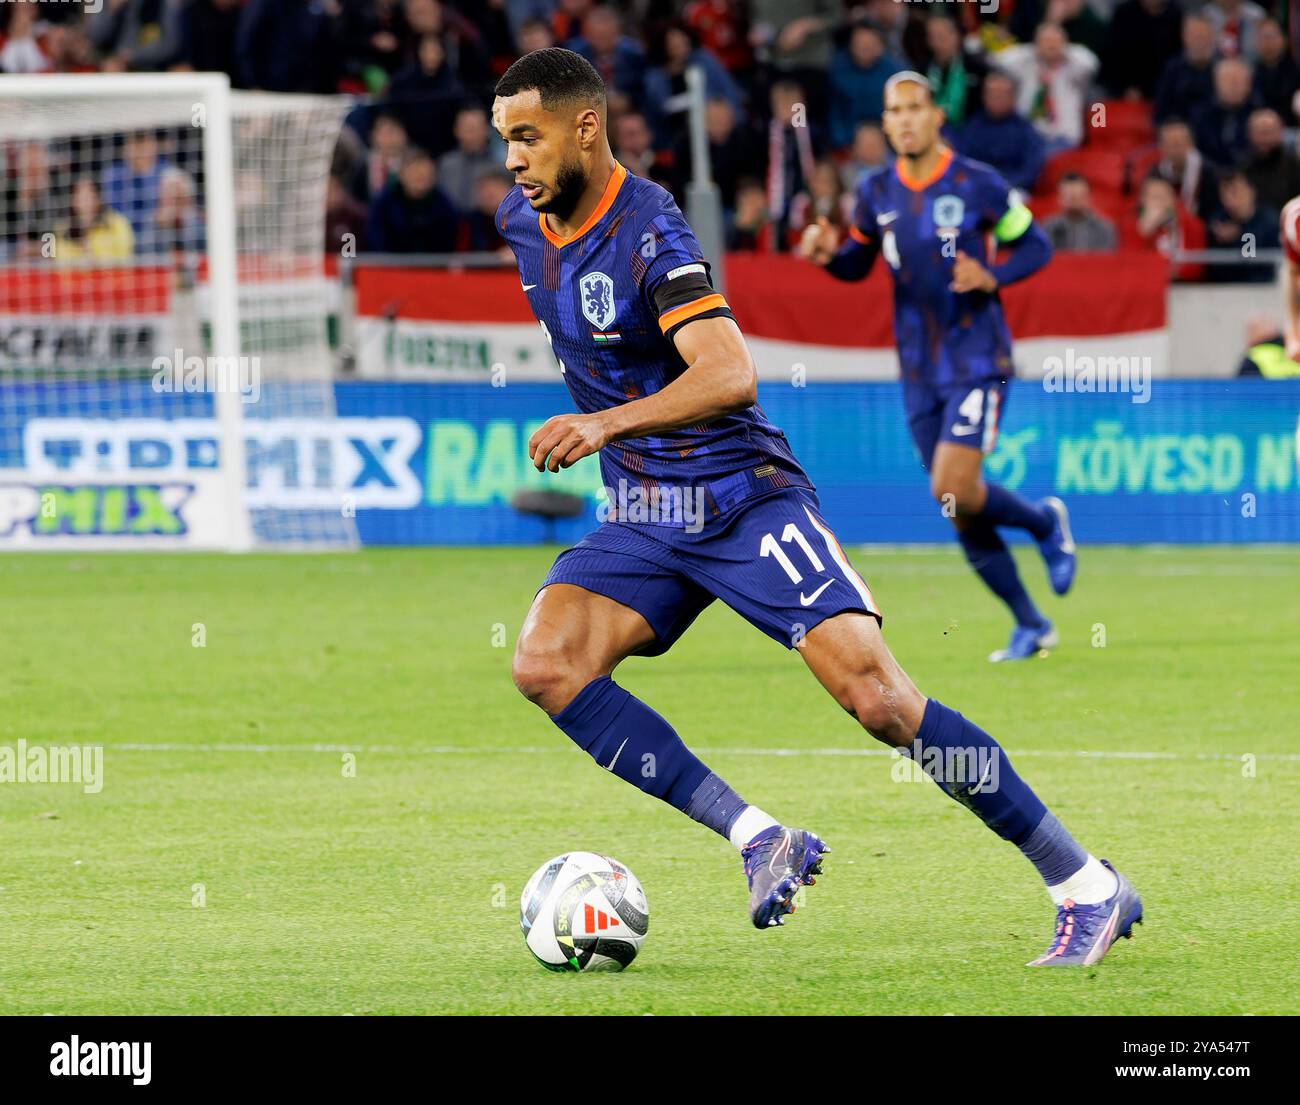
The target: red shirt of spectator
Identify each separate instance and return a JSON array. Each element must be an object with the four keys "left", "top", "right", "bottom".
[
  {"left": 1135, "top": 177, "right": 1206, "bottom": 280},
  {"left": 683, "top": 0, "right": 750, "bottom": 73}
]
